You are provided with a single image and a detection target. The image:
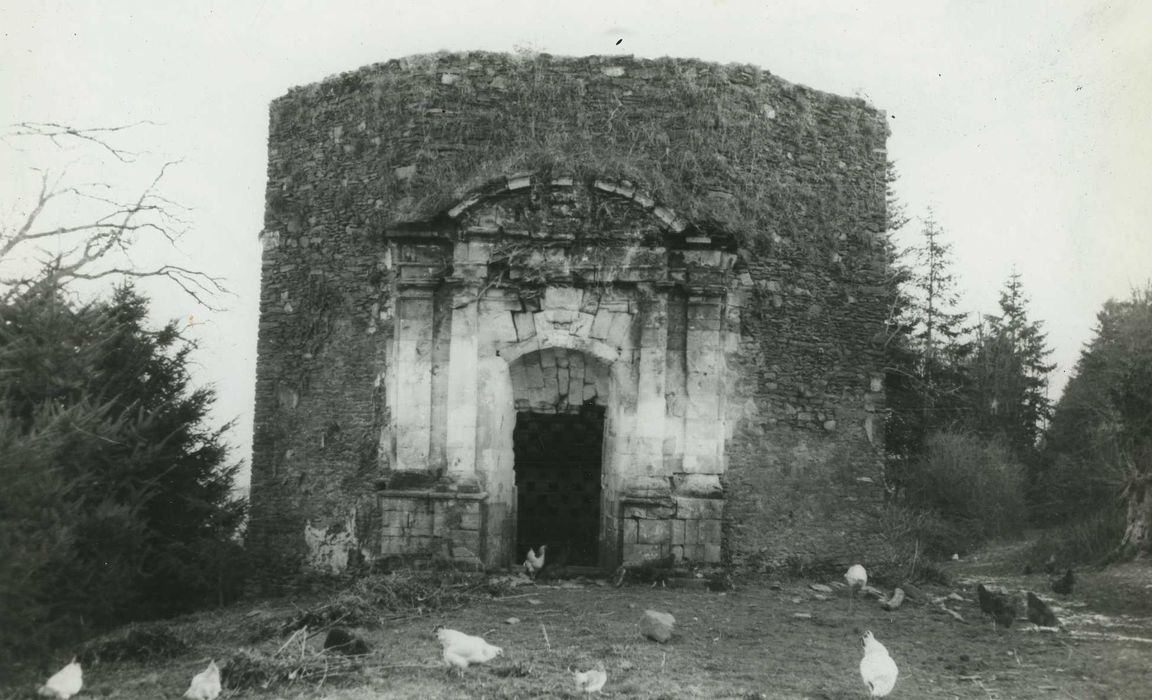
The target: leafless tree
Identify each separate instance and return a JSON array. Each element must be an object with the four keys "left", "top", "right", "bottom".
[{"left": 1, "top": 121, "right": 228, "bottom": 308}]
